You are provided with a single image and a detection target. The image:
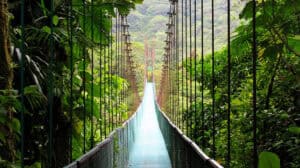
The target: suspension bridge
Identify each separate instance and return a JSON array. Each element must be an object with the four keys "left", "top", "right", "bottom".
[
  {"left": 64, "top": 83, "right": 222, "bottom": 168},
  {"left": 2, "top": 0, "right": 294, "bottom": 167}
]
